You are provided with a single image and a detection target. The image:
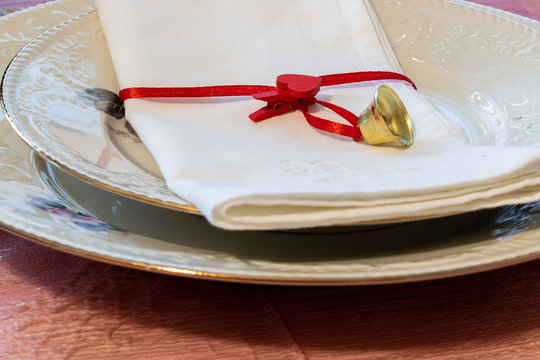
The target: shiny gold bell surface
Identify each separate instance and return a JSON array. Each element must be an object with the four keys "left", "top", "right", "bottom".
[{"left": 357, "top": 85, "right": 413, "bottom": 147}]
